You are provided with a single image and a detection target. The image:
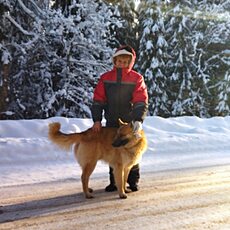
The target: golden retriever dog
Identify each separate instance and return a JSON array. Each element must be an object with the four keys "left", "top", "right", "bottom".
[{"left": 48, "top": 120, "right": 147, "bottom": 199}]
